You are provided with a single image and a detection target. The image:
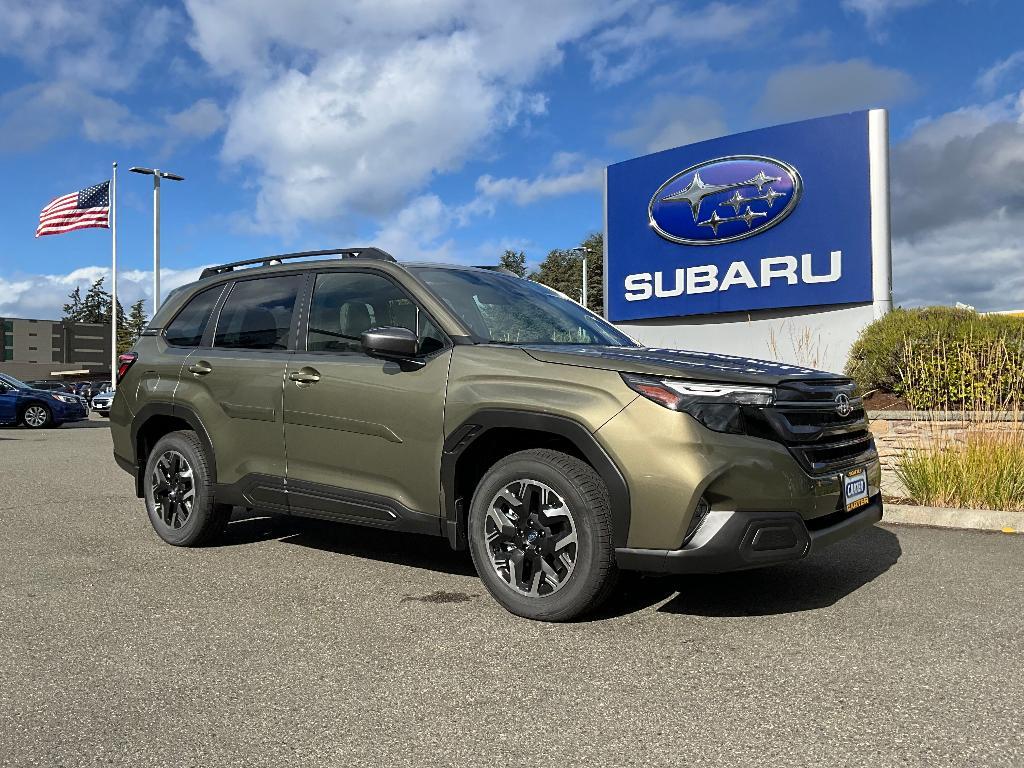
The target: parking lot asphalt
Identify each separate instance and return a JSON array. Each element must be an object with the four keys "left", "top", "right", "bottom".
[{"left": 0, "top": 418, "right": 1022, "bottom": 768}]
